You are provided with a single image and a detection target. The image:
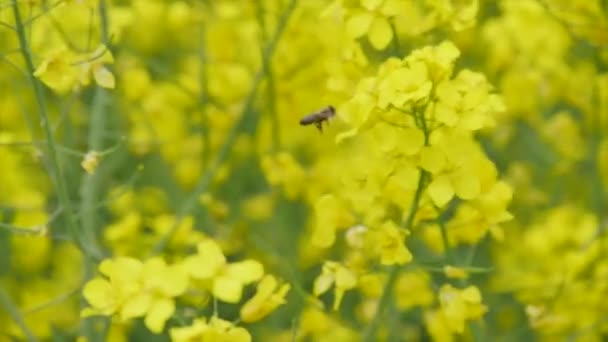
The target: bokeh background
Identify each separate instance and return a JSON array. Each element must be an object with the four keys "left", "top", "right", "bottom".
[{"left": 1, "top": 0, "right": 608, "bottom": 341}]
